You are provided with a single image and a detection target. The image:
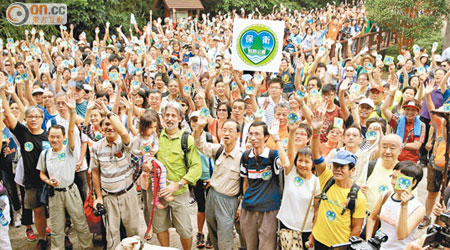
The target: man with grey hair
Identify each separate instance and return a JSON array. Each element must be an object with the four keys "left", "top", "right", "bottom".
[
  {"left": 154, "top": 101, "right": 202, "bottom": 250},
  {"left": 1, "top": 87, "right": 50, "bottom": 250}
]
